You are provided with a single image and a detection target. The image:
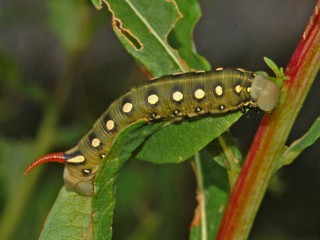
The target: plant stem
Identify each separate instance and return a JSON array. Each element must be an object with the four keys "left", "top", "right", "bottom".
[
  {"left": 194, "top": 152, "right": 208, "bottom": 240},
  {"left": 218, "top": 135, "right": 241, "bottom": 188},
  {"left": 216, "top": 1, "right": 320, "bottom": 239}
]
